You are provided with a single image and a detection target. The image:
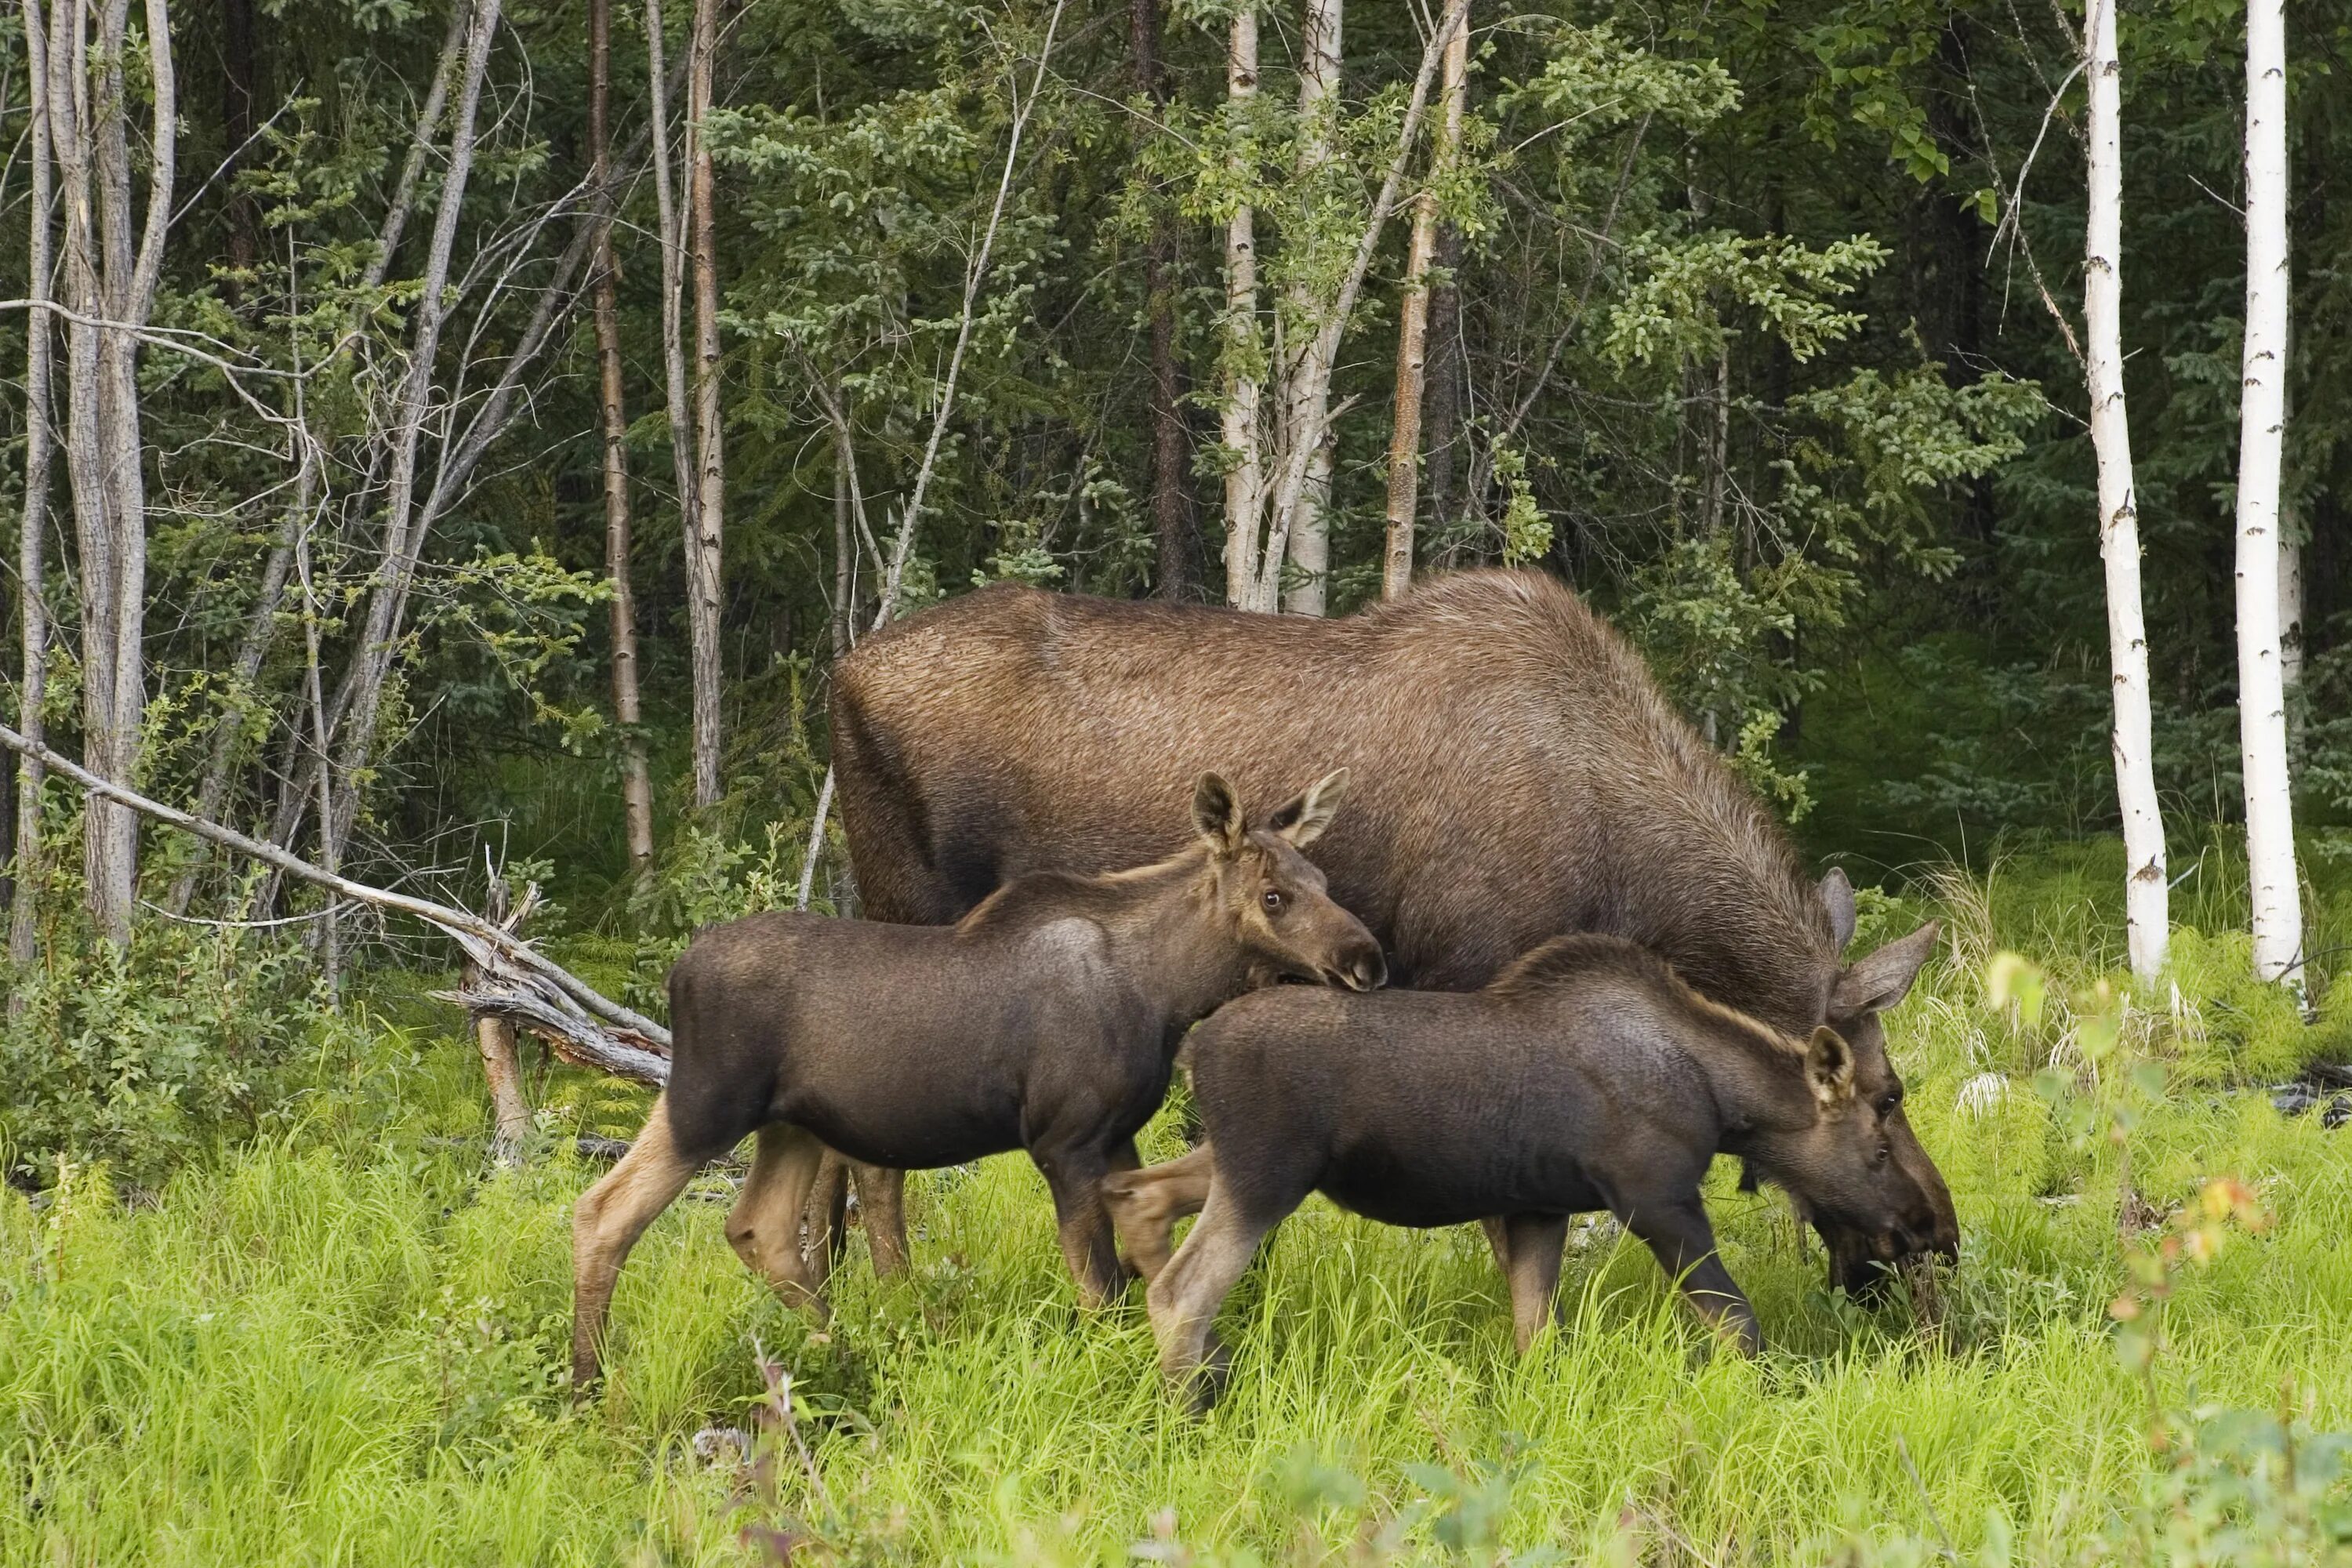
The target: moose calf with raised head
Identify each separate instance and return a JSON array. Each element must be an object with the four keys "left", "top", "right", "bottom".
[
  {"left": 1109, "top": 930, "right": 1946, "bottom": 1407},
  {"left": 570, "top": 770, "right": 1384, "bottom": 1389}
]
